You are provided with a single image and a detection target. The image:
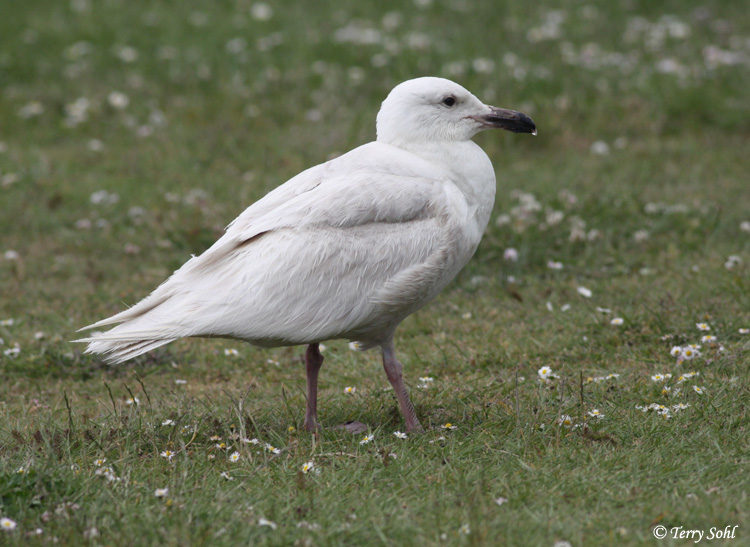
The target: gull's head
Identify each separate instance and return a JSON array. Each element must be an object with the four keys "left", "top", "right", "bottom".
[{"left": 376, "top": 77, "right": 536, "bottom": 148}]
